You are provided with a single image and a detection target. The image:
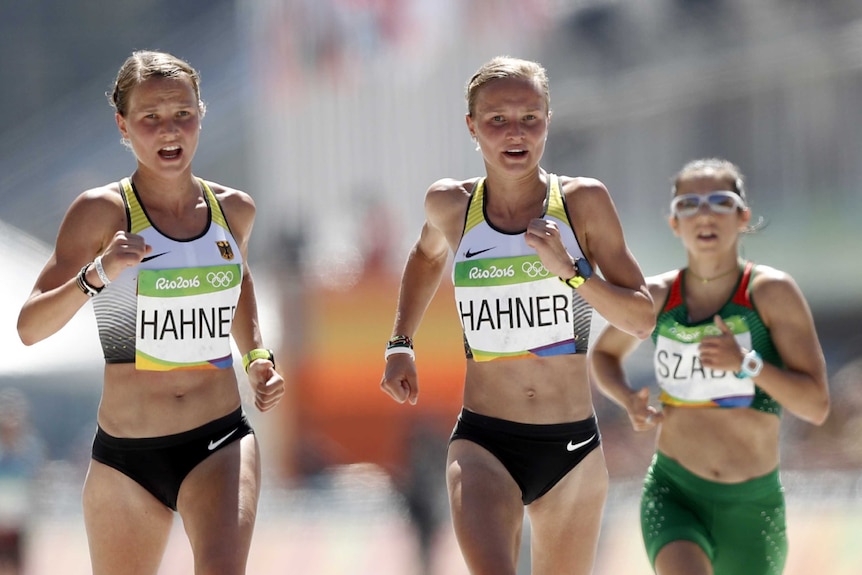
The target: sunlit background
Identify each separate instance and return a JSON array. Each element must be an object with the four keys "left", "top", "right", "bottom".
[{"left": 1, "top": 1, "right": 861, "bottom": 573}]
